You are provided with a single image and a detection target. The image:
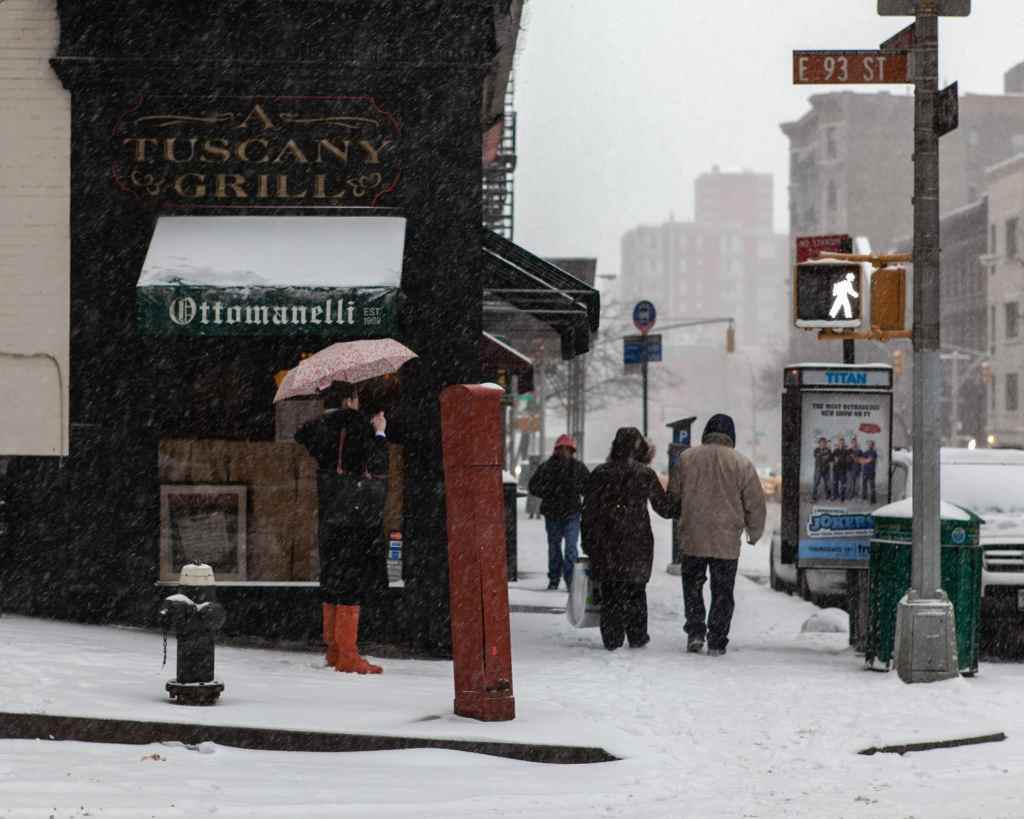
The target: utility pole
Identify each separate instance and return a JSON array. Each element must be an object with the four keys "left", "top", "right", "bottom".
[{"left": 893, "top": 0, "right": 960, "bottom": 684}]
